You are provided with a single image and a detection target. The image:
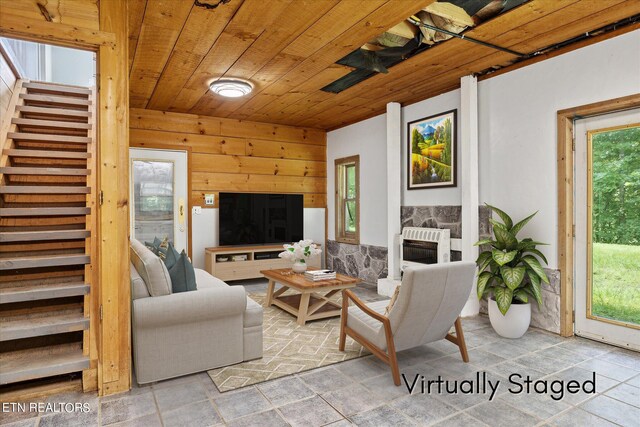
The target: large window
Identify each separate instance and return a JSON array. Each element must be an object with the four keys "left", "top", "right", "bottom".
[{"left": 335, "top": 155, "right": 360, "bottom": 244}]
